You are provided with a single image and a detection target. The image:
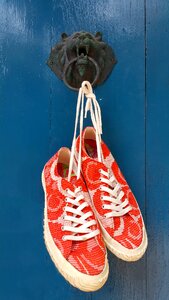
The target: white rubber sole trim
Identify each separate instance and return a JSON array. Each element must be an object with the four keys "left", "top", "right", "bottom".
[
  {"left": 41, "top": 171, "right": 109, "bottom": 292},
  {"left": 100, "top": 220, "right": 148, "bottom": 262}
]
